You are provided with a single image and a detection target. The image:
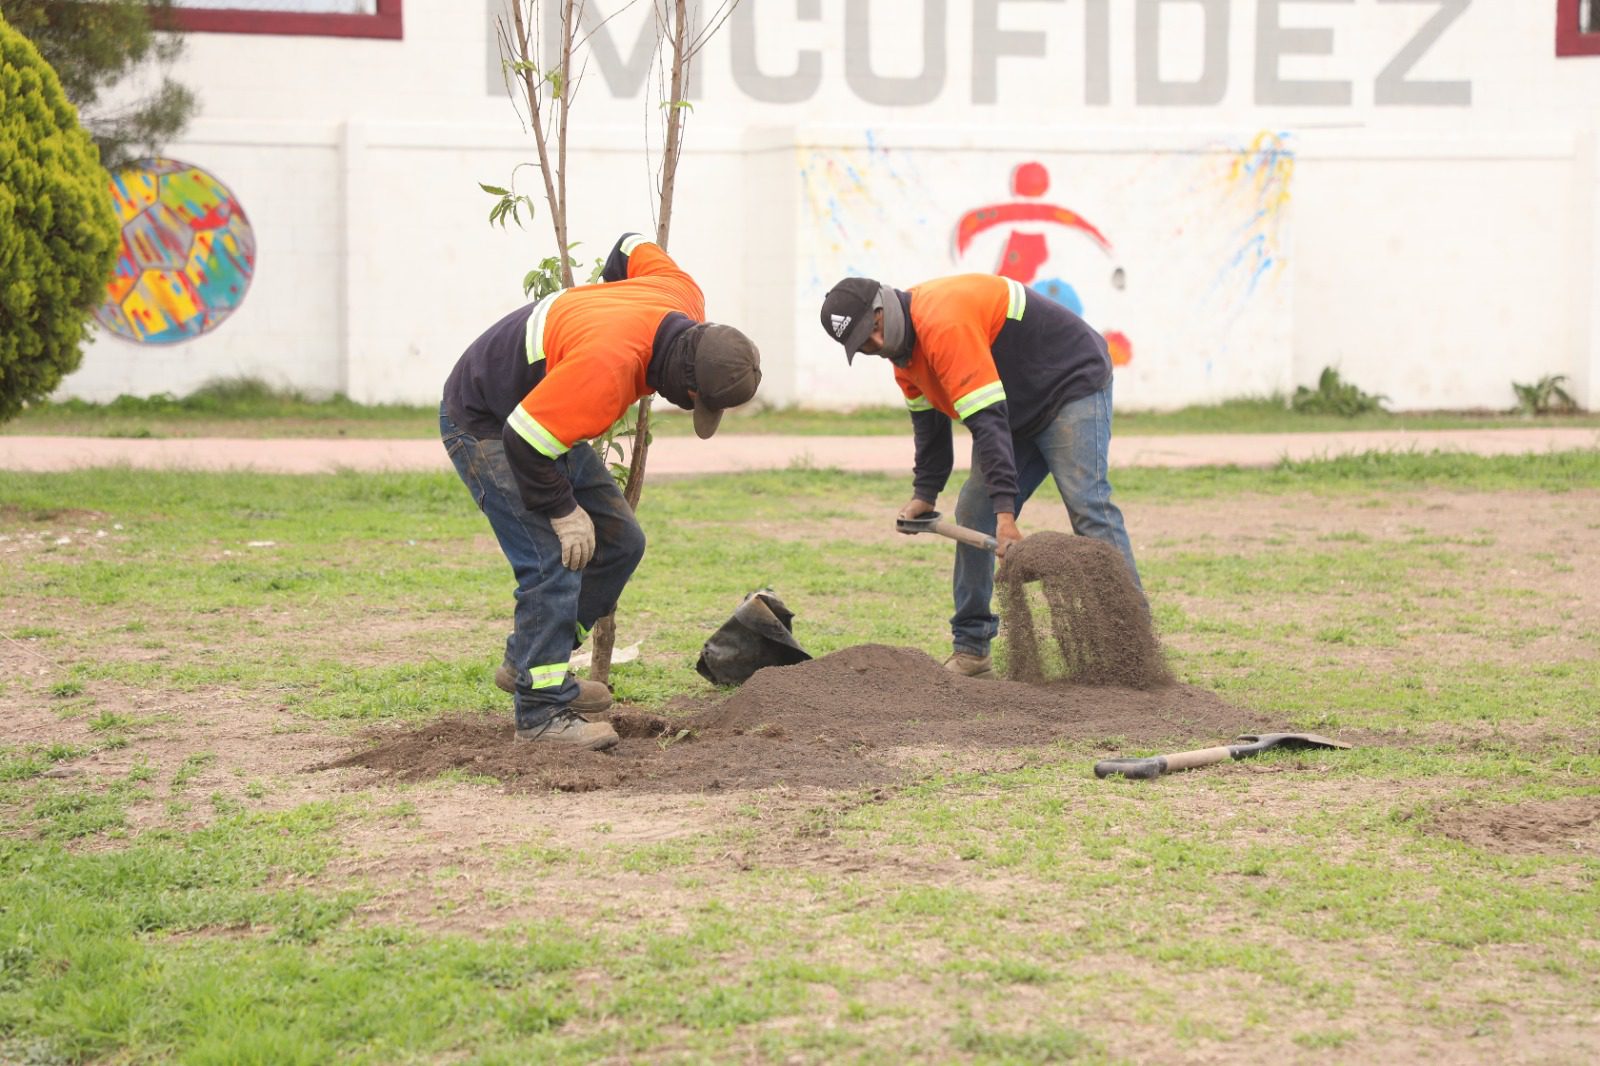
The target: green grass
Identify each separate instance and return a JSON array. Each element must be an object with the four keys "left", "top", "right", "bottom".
[
  {"left": 2, "top": 451, "right": 1598, "bottom": 1062},
  {"left": 7, "top": 378, "right": 438, "bottom": 439},
  {"left": 10, "top": 378, "right": 1596, "bottom": 438}
]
